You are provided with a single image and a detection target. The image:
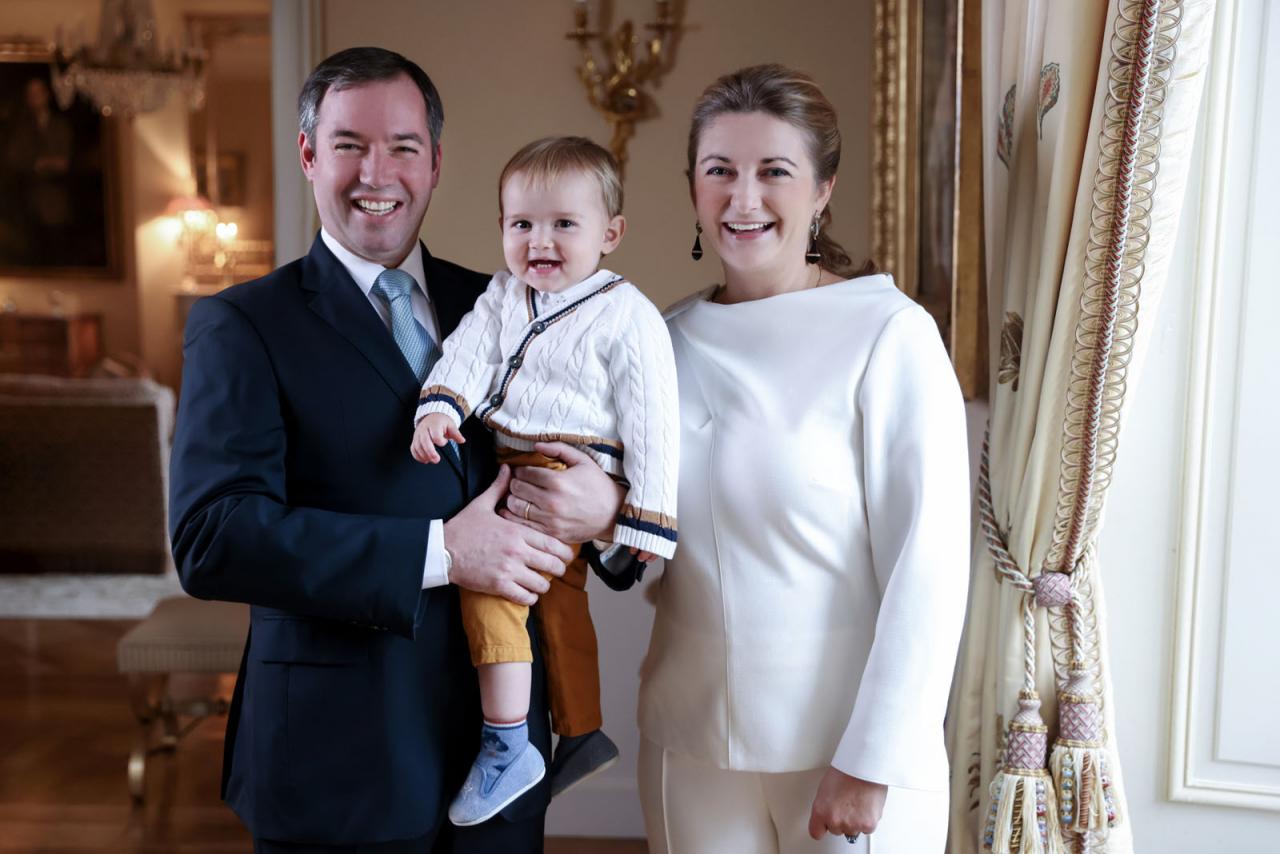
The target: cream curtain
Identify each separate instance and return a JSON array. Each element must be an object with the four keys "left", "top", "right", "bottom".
[{"left": 946, "top": 1, "right": 1215, "bottom": 852}]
